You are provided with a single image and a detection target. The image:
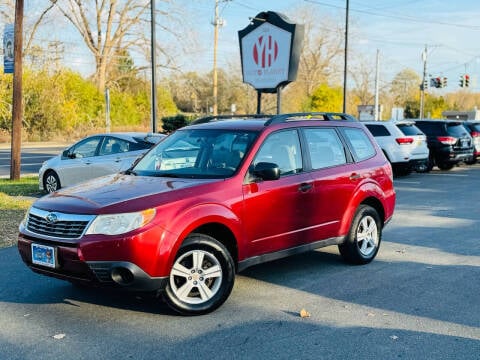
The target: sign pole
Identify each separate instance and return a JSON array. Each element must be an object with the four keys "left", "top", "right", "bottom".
[
  {"left": 256, "top": 91, "right": 262, "bottom": 115},
  {"left": 276, "top": 86, "right": 282, "bottom": 114}
]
